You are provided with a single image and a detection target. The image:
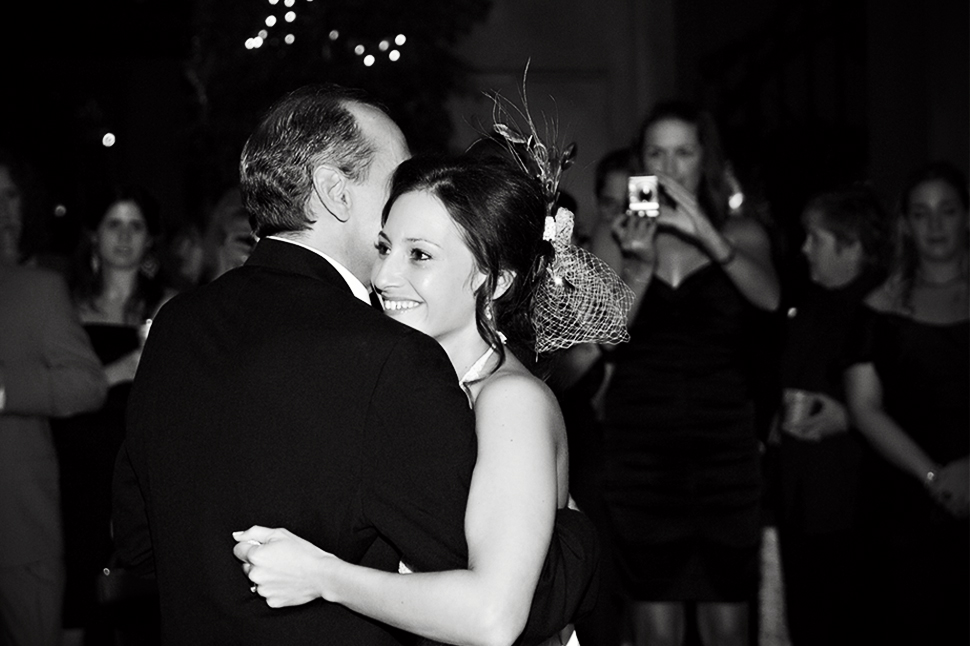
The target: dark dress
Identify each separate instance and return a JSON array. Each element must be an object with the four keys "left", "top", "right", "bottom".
[
  {"left": 774, "top": 275, "right": 878, "bottom": 645},
  {"left": 849, "top": 307, "right": 970, "bottom": 645},
  {"left": 52, "top": 324, "right": 138, "bottom": 634},
  {"left": 602, "top": 263, "right": 761, "bottom": 602}
]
